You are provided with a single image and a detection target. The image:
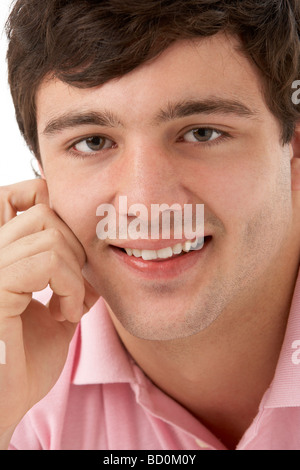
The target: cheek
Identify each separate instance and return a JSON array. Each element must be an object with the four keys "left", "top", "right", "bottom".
[
  {"left": 46, "top": 180, "right": 101, "bottom": 245},
  {"left": 197, "top": 154, "right": 289, "bottom": 228},
  {"left": 189, "top": 164, "right": 265, "bottom": 229}
]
